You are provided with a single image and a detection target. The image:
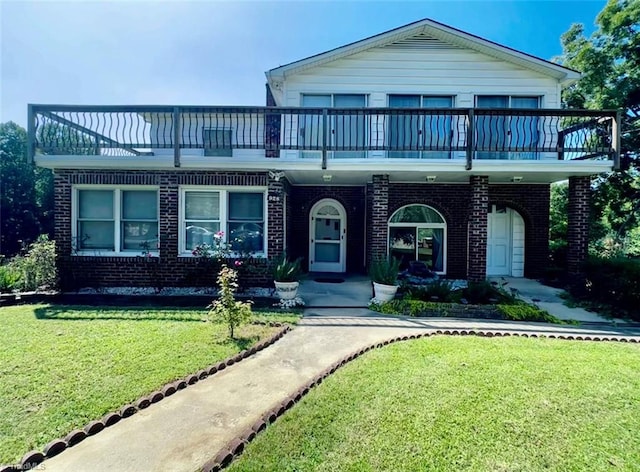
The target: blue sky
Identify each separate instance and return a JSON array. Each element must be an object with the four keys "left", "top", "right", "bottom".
[{"left": 1, "top": 0, "right": 605, "bottom": 126}]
